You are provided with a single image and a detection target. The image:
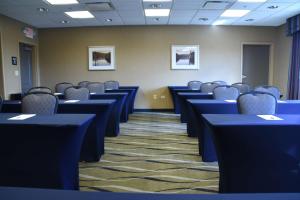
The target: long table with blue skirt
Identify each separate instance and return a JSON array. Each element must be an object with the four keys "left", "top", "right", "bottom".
[
  {"left": 119, "top": 86, "right": 139, "bottom": 113},
  {"left": 168, "top": 86, "right": 188, "bottom": 113},
  {"left": 177, "top": 92, "right": 213, "bottom": 123},
  {"left": 203, "top": 114, "right": 300, "bottom": 193},
  {"left": 0, "top": 113, "right": 94, "bottom": 190},
  {"left": 171, "top": 89, "right": 204, "bottom": 114},
  {"left": 1, "top": 100, "right": 115, "bottom": 162},
  {"left": 1, "top": 187, "right": 300, "bottom": 200},
  {"left": 55, "top": 93, "right": 129, "bottom": 123},
  {"left": 189, "top": 99, "right": 300, "bottom": 162}
]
